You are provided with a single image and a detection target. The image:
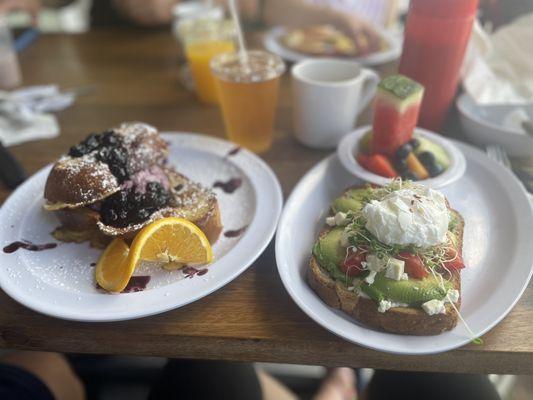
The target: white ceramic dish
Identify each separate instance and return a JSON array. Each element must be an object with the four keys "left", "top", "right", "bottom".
[
  {"left": 0, "top": 133, "right": 283, "bottom": 322},
  {"left": 337, "top": 126, "right": 466, "bottom": 189},
  {"left": 276, "top": 142, "right": 533, "bottom": 354},
  {"left": 263, "top": 26, "right": 402, "bottom": 66},
  {"left": 457, "top": 93, "right": 533, "bottom": 158}
]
